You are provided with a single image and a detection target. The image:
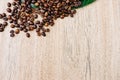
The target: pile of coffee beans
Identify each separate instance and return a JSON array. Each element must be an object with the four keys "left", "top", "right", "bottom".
[{"left": 0, "top": 0, "right": 81, "bottom": 38}]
